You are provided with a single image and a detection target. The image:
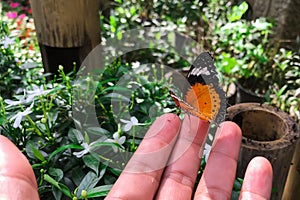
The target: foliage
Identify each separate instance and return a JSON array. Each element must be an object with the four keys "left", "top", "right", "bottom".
[
  {"left": 205, "top": 1, "right": 300, "bottom": 121},
  {"left": 0, "top": 2, "right": 40, "bottom": 99},
  {"left": 101, "top": 0, "right": 208, "bottom": 39},
  {"left": 0, "top": 60, "right": 177, "bottom": 199},
  {"left": 270, "top": 50, "right": 300, "bottom": 120},
  {"left": 0, "top": 20, "right": 19, "bottom": 98},
  {"left": 1, "top": 0, "right": 300, "bottom": 199},
  {"left": 210, "top": 2, "right": 273, "bottom": 81},
  {"left": 2, "top": 0, "right": 32, "bottom": 17}
]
